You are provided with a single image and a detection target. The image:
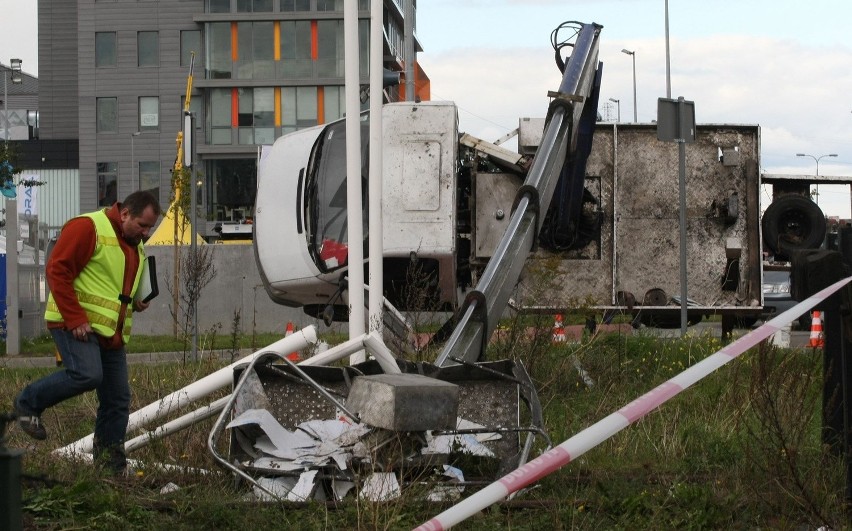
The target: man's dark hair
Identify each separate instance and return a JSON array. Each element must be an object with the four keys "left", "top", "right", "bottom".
[{"left": 122, "top": 190, "right": 162, "bottom": 217}]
